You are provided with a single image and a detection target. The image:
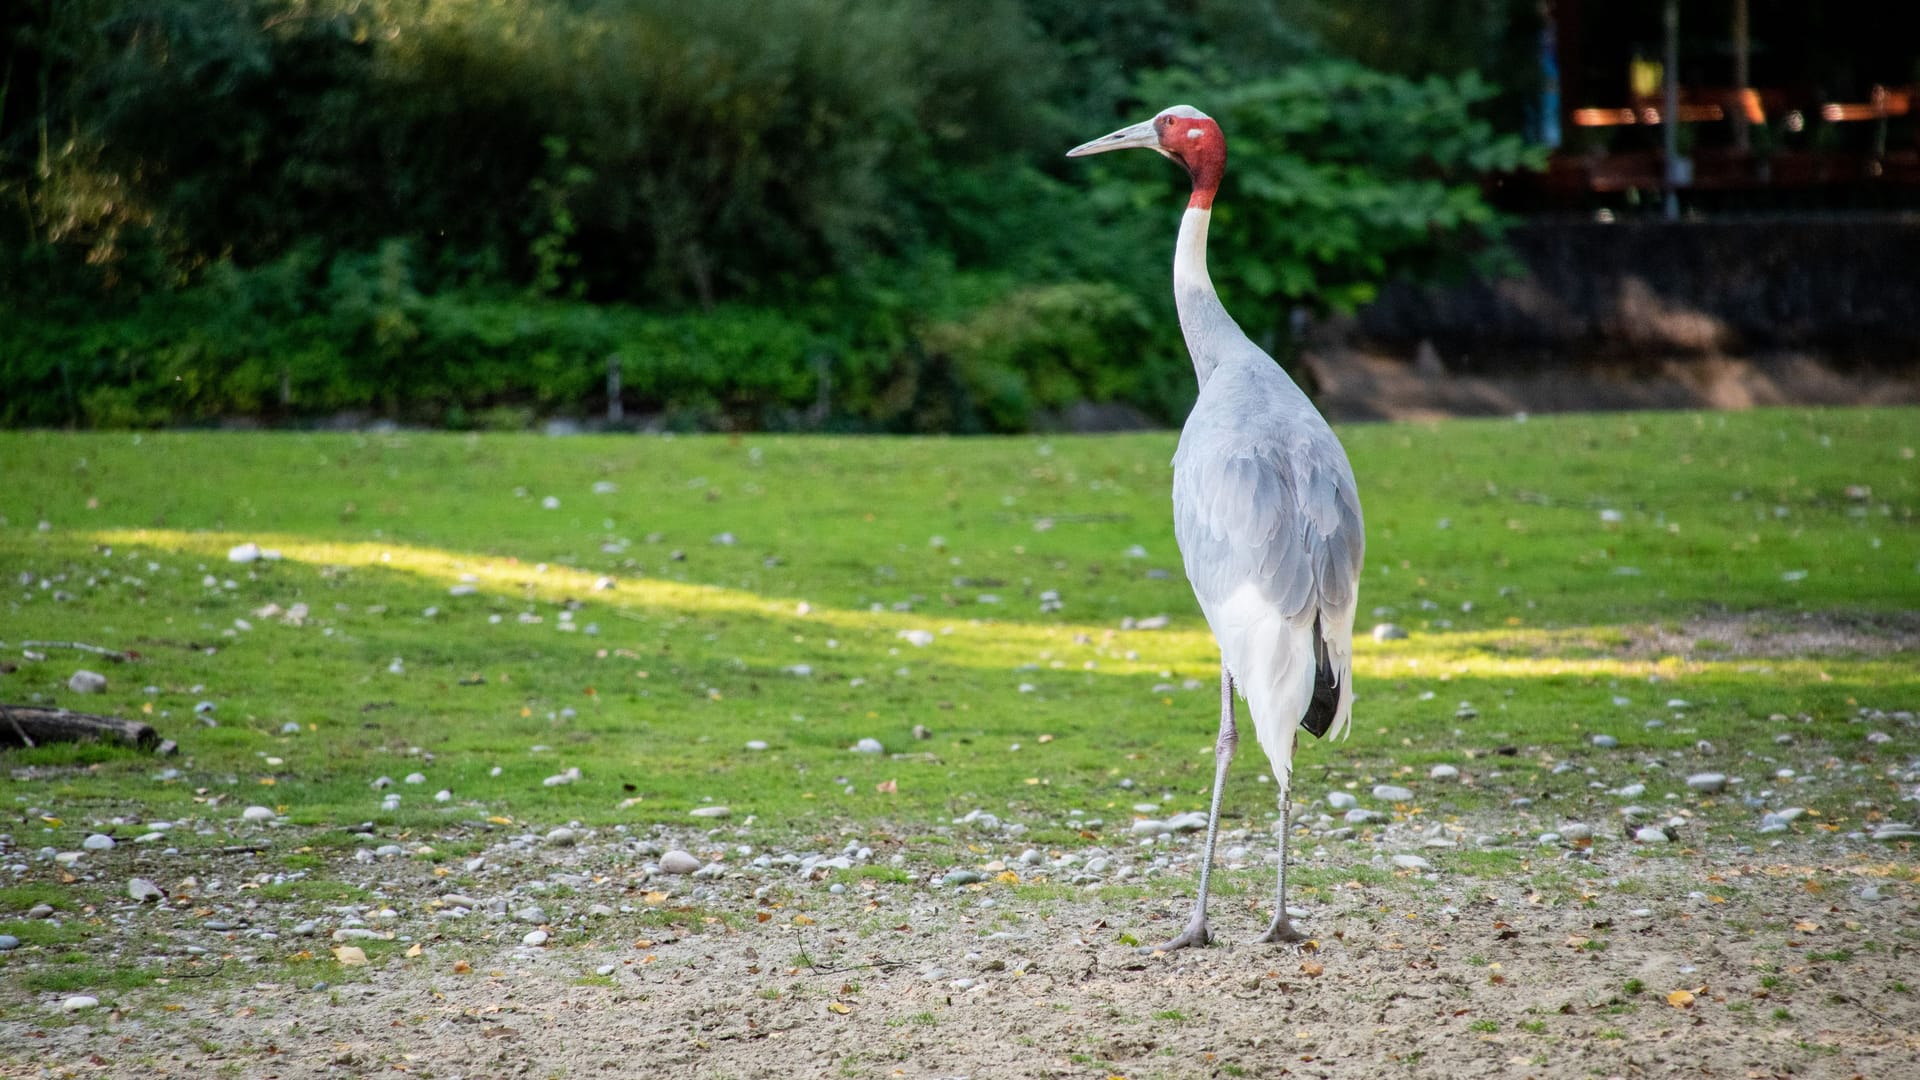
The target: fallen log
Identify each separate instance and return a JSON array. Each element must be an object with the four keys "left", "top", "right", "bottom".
[{"left": 0, "top": 704, "right": 159, "bottom": 750}]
